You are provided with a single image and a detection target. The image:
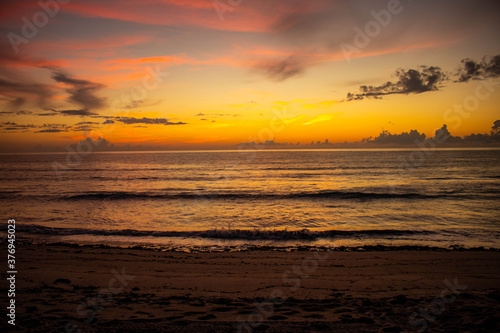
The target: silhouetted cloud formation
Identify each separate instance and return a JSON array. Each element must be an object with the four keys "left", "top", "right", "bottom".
[
  {"left": 0, "top": 122, "right": 37, "bottom": 132},
  {"left": 456, "top": 55, "right": 500, "bottom": 82},
  {"left": 59, "top": 109, "right": 98, "bottom": 116},
  {"left": 75, "top": 121, "right": 100, "bottom": 126},
  {"left": 36, "top": 111, "right": 59, "bottom": 116},
  {"left": 347, "top": 66, "right": 447, "bottom": 101},
  {"left": 365, "top": 129, "right": 426, "bottom": 144},
  {"left": 345, "top": 54, "right": 499, "bottom": 102},
  {"left": 51, "top": 71, "right": 107, "bottom": 110},
  {"left": 68, "top": 137, "right": 111, "bottom": 152},
  {"left": 0, "top": 110, "right": 33, "bottom": 116},
  {"left": 463, "top": 120, "right": 500, "bottom": 143},
  {"left": 361, "top": 121, "right": 500, "bottom": 145},
  {"left": 35, "top": 129, "right": 66, "bottom": 133},
  {"left": 492, "top": 120, "right": 500, "bottom": 135},
  {"left": 30, "top": 123, "right": 70, "bottom": 133},
  {"left": 433, "top": 124, "right": 463, "bottom": 143},
  {"left": 112, "top": 117, "right": 187, "bottom": 125}
]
